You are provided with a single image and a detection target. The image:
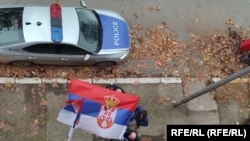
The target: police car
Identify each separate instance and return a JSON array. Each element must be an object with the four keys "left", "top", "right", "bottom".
[{"left": 0, "top": 1, "right": 131, "bottom": 67}]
